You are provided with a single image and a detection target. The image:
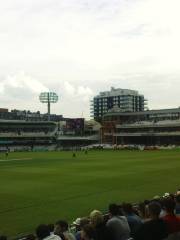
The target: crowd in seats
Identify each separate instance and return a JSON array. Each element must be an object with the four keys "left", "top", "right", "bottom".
[{"left": 1, "top": 191, "right": 180, "bottom": 240}]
